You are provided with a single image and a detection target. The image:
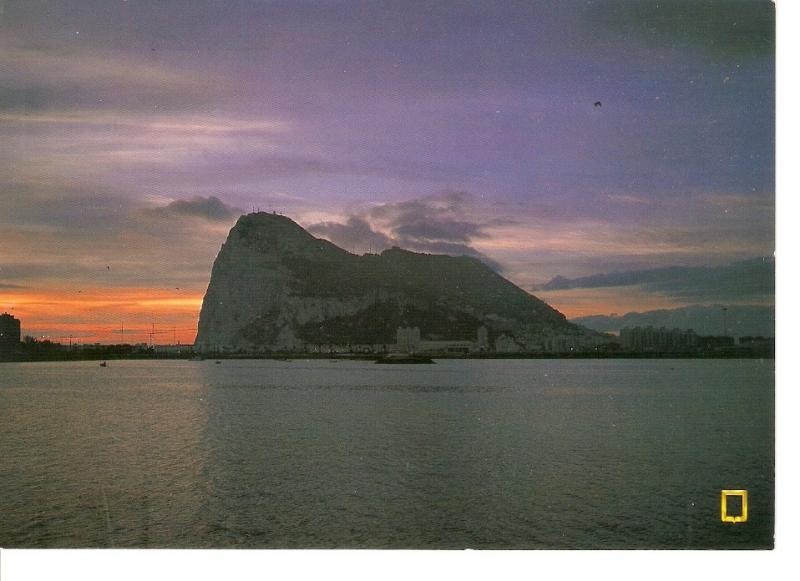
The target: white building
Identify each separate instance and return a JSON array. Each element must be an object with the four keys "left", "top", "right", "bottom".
[
  {"left": 495, "top": 334, "right": 521, "bottom": 353},
  {"left": 475, "top": 325, "right": 489, "bottom": 352},
  {"left": 395, "top": 326, "right": 421, "bottom": 353},
  {"left": 417, "top": 340, "right": 473, "bottom": 354}
]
